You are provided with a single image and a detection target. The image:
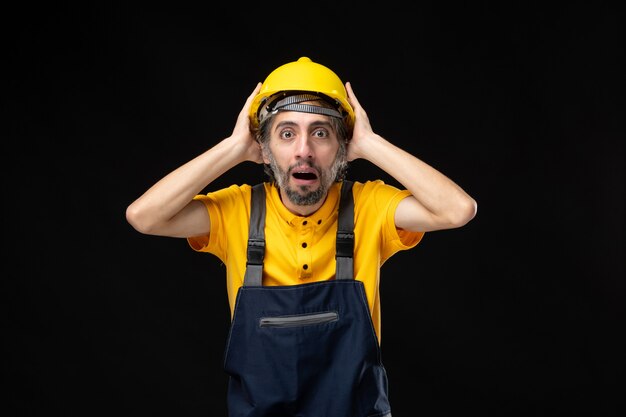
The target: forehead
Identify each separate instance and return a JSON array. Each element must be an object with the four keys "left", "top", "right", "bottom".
[{"left": 271, "top": 110, "right": 336, "bottom": 130}]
